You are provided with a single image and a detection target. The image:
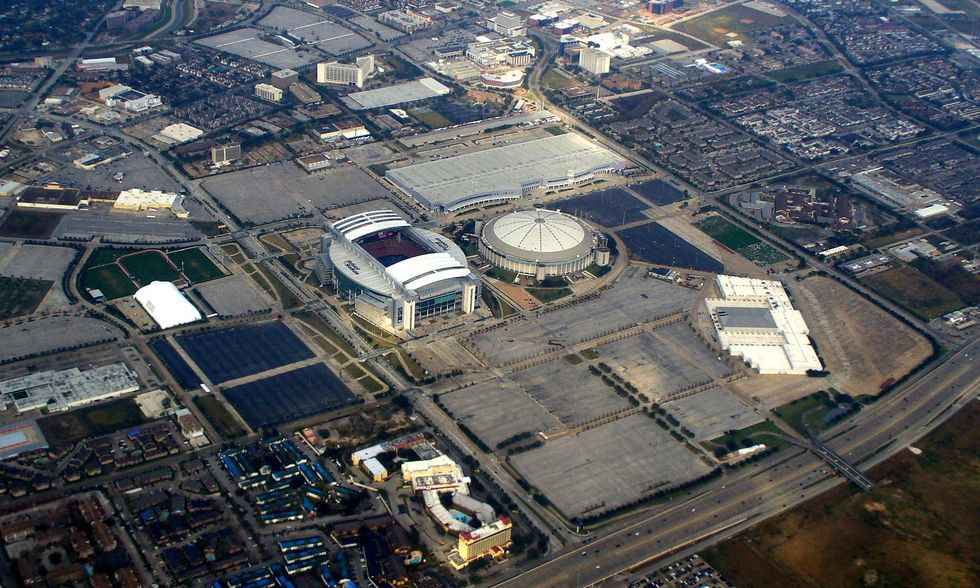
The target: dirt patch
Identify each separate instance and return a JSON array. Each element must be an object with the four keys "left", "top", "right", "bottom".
[
  {"left": 790, "top": 276, "right": 932, "bottom": 396},
  {"left": 713, "top": 27, "right": 729, "bottom": 33},
  {"left": 706, "top": 401, "right": 980, "bottom": 588}
]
